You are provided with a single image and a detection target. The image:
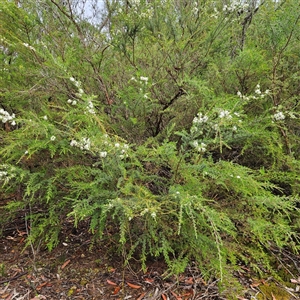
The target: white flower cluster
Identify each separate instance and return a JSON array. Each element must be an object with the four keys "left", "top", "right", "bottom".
[
  {"left": 0, "top": 108, "right": 16, "bottom": 126},
  {"left": 69, "top": 133, "right": 130, "bottom": 160},
  {"left": 0, "top": 164, "right": 15, "bottom": 185},
  {"left": 212, "top": 7, "right": 219, "bottom": 19},
  {"left": 115, "top": 142, "right": 129, "bottom": 159},
  {"left": 70, "top": 137, "right": 91, "bottom": 151},
  {"left": 191, "top": 140, "right": 207, "bottom": 152},
  {"left": 237, "top": 84, "right": 270, "bottom": 101},
  {"left": 223, "top": 1, "right": 249, "bottom": 13},
  {"left": 193, "top": 112, "right": 209, "bottom": 124},
  {"left": 273, "top": 111, "right": 285, "bottom": 121},
  {"left": 69, "top": 77, "right": 84, "bottom": 97},
  {"left": 69, "top": 77, "right": 96, "bottom": 114},
  {"left": 87, "top": 101, "right": 95, "bottom": 114},
  {"left": 23, "top": 42, "right": 35, "bottom": 51},
  {"left": 67, "top": 99, "right": 77, "bottom": 105},
  {"left": 140, "top": 76, "right": 148, "bottom": 83},
  {"left": 219, "top": 109, "right": 232, "bottom": 120}
]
